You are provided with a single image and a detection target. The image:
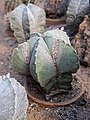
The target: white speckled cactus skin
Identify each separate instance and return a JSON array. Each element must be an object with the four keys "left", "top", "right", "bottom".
[
  {"left": 10, "top": 3, "right": 46, "bottom": 43},
  {"left": 0, "top": 73, "right": 28, "bottom": 120}
]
